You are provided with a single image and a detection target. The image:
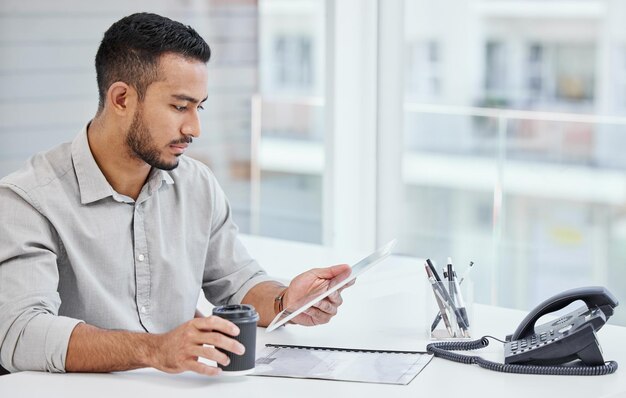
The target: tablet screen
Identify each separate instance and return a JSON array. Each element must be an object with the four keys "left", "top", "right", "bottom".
[{"left": 265, "top": 239, "right": 397, "bottom": 332}]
